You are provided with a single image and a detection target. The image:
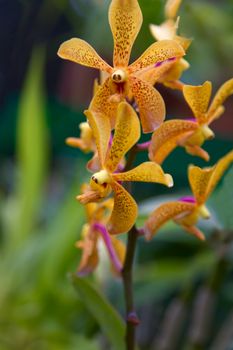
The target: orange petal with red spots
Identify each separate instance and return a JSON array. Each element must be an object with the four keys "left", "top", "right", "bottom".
[
  {"left": 109, "top": 0, "right": 142, "bottom": 67},
  {"left": 108, "top": 181, "right": 138, "bottom": 235},
  {"left": 129, "top": 40, "right": 185, "bottom": 73},
  {"left": 105, "top": 102, "right": 140, "bottom": 173},
  {"left": 207, "top": 78, "right": 233, "bottom": 121},
  {"left": 183, "top": 81, "right": 212, "bottom": 124},
  {"left": 84, "top": 109, "right": 111, "bottom": 168},
  {"left": 89, "top": 77, "right": 118, "bottom": 128},
  {"left": 113, "top": 162, "right": 173, "bottom": 187},
  {"left": 144, "top": 201, "right": 196, "bottom": 240},
  {"left": 130, "top": 76, "right": 165, "bottom": 133},
  {"left": 149, "top": 120, "right": 198, "bottom": 164},
  {"left": 188, "top": 149, "right": 233, "bottom": 204},
  {"left": 58, "top": 38, "right": 112, "bottom": 72},
  {"left": 76, "top": 228, "right": 99, "bottom": 276},
  {"left": 185, "top": 145, "right": 210, "bottom": 162}
]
